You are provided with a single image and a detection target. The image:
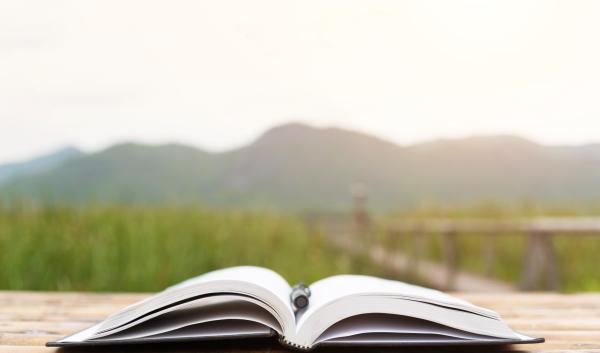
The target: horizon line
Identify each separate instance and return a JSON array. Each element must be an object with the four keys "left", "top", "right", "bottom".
[{"left": 3, "top": 121, "right": 600, "bottom": 165}]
